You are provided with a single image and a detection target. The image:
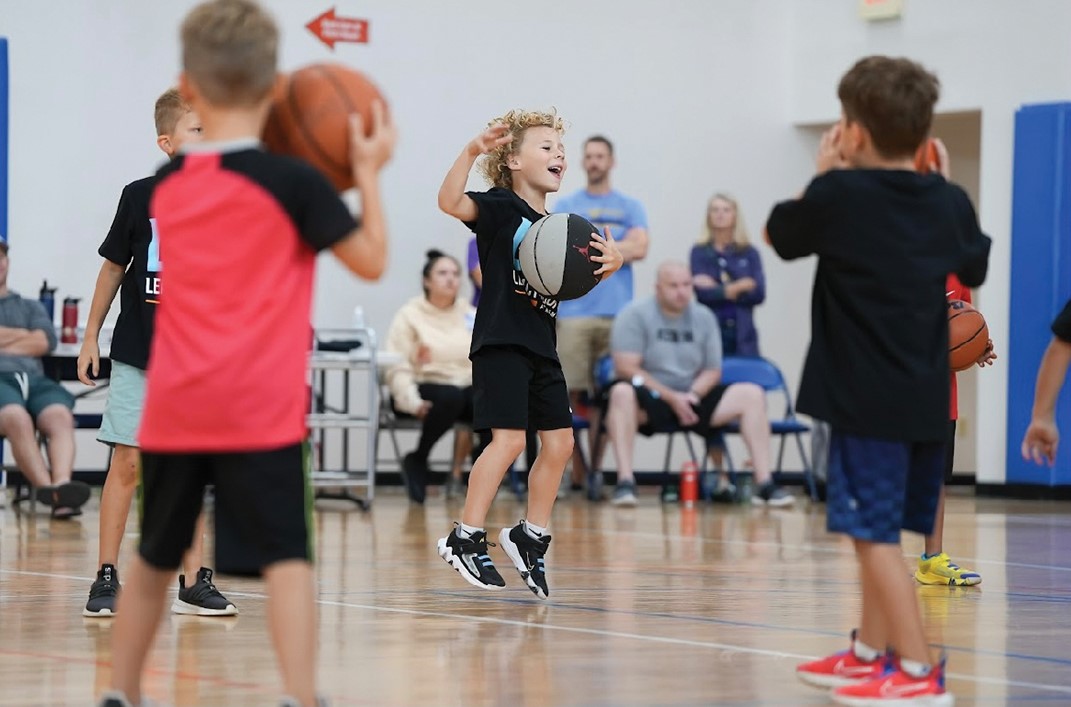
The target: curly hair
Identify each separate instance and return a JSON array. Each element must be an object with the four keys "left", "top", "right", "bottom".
[{"left": 476, "top": 109, "right": 565, "bottom": 190}]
